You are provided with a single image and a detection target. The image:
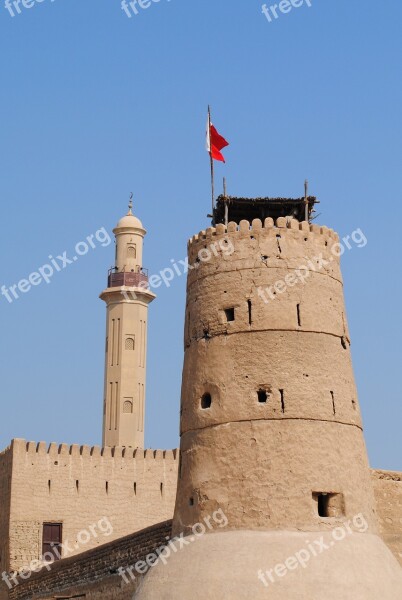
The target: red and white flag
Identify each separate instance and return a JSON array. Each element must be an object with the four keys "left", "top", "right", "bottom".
[{"left": 206, "top": 113, "right": 229, "bottom": 163}]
